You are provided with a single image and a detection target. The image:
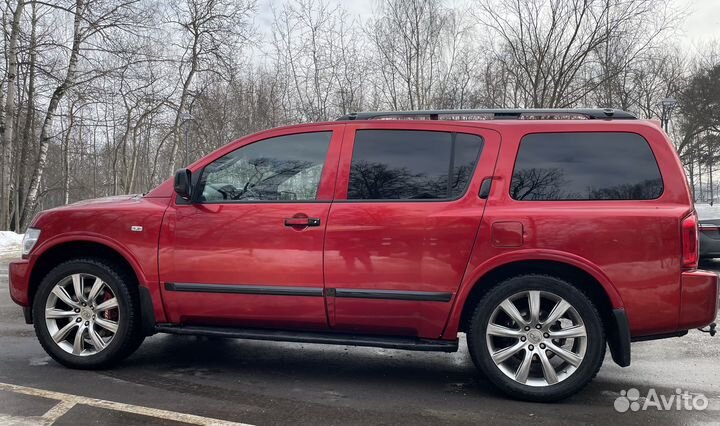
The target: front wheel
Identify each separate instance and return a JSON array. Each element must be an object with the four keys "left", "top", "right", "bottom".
[
  {"left": 467, "top": 275, "right": 605, "bottom": 402},
  {"left": 32, "top": 259, "right": 143, "bottom": 369}
]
